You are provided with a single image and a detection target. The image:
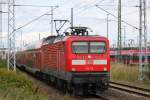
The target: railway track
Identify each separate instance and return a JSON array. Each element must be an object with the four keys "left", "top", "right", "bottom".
[
  {"left": 76, "top": 94, "right": 111, "bottom": 100},
  {"left": 110, "top": 81, "right": 150, "bottom": 98},
  {"left": 96, "top": 94, "right": 111, "bottom": 100}
]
